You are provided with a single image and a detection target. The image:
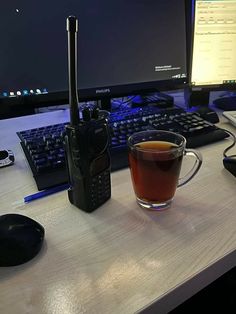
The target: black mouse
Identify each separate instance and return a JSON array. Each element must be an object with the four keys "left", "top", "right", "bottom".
[
  {"left": 223, "top": 157, "right": 236, "bottom": 177},
  {"left": 0, "top": 214, "right": 45, "bottom": 267}
]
